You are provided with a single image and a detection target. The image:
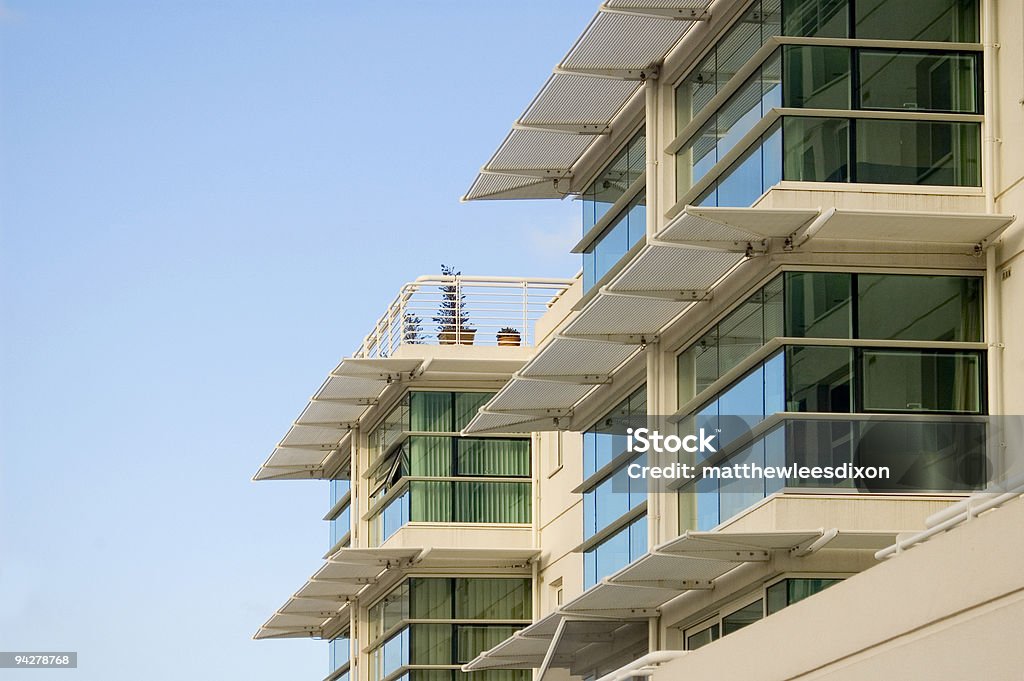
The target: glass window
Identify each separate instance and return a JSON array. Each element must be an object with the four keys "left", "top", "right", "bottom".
[
  {"left": 783, "top": 46, "right": 851, "bottom": 109},
  {"left": 718, "top": 290, "right": 765, "bottom": 374},
  {"left": 455, "top": 393, "right": 492, "bottom": 430},
  {"left": 453, "top": 480, "right": 531, "bottom": 523},
  {"left": 859, "top": 51, "right": 978, "bottom": 113},
  {"left": 330, "top": 634, "right": 351, "bottom": 672},
  {"left": 677, "top": 50, "right": 719, "bottom": 130},
  {"left": 786, "top": 345, "right": 853, "bottom": 412},
  {"left": 410, "top": 391, "right": 452, "bottom": 432},
  {"left": 719, "top": 441, "right": 767, "bottom": 522},
  {"left": 857, "top": 274, "right": 982, "bottom": 341},
  {"left": 456, "top": 439, "right": 530, "bottom": 477},
  {"left": 457, "top": 626, "right": 524, "bottom": 664},
  {"left": 722, "top": 599, "right": 764, "bottom": 635},
  {"left": 686, "top": 622, "right": 720, "bottom": 650},
  {"left": 783, "top": 116, "right": 850, "bottom": 182},
  {"left": 855, "top": 119, "right": 980, "bottom": 186},
  {"left": 410, "top": 578, "right": 453, "bottom": 620},
  {"left": 584, "top": 515, "right": 647, "bottom": 589},
  {"left": 766, "top": 578, "right": 842, "bottom": 615},
  {"left": 782, "top": 0, "right": 850, "bottom": 37},
  {"left": 855, "top": 0, "right": 979, "bottom": 42},
  {"left": 861, "top": 350, "right": 982, "bottom": 412},
  {"left": 785, "top": 272, "right": 852, "bottom": 338},
  {"left": 583, "top": 386, "right": 646, "bottom": 479},
  {"left": 455, "top": 579, "right": 531, "bottom": 620}
]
